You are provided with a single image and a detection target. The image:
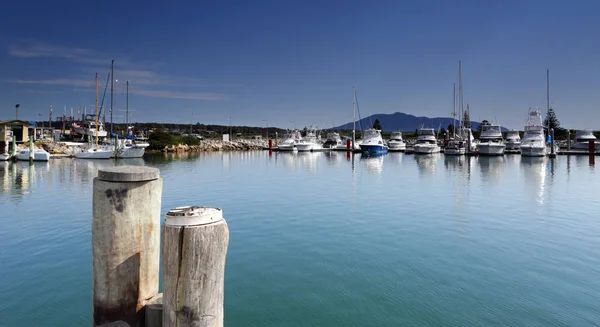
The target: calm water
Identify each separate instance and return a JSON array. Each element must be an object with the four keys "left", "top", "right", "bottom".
[{"left": 1, "top": 152, "right": 600, "bottom": 326}]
